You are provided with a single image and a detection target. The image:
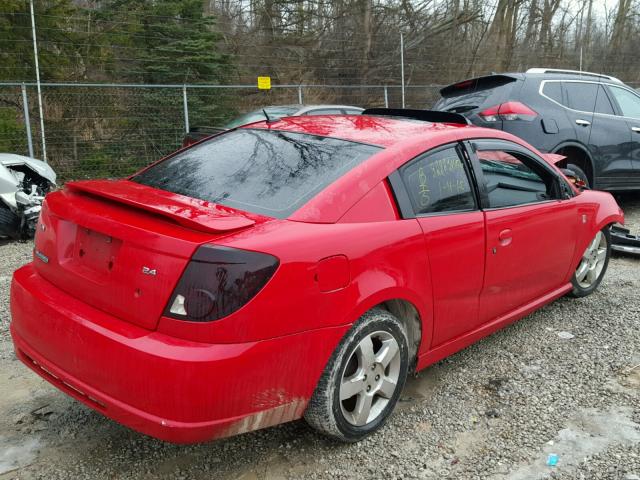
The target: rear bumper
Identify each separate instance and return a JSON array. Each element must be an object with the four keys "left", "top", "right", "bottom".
[{"left": 10, "top": 264, "right": 347, "bottom": 443}]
